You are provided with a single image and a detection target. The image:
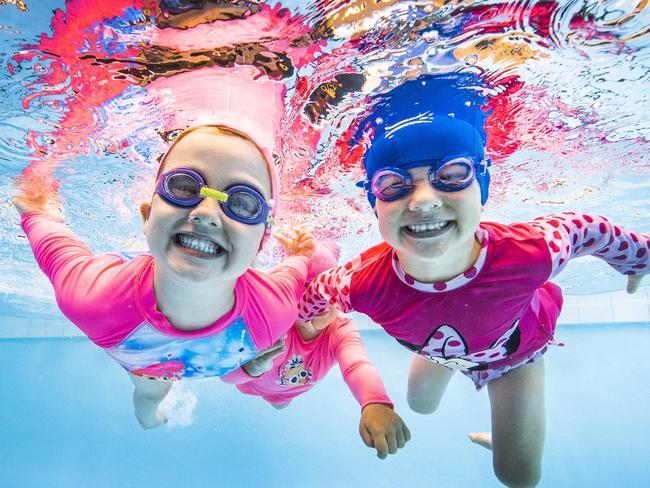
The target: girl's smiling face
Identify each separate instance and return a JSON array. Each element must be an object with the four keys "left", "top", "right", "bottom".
[
  {"left": 141, "top": 127, "right": 272, "bottom": 284},
  {"left": 374, "top": 164, "right": 483, "bottom": 277}
]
